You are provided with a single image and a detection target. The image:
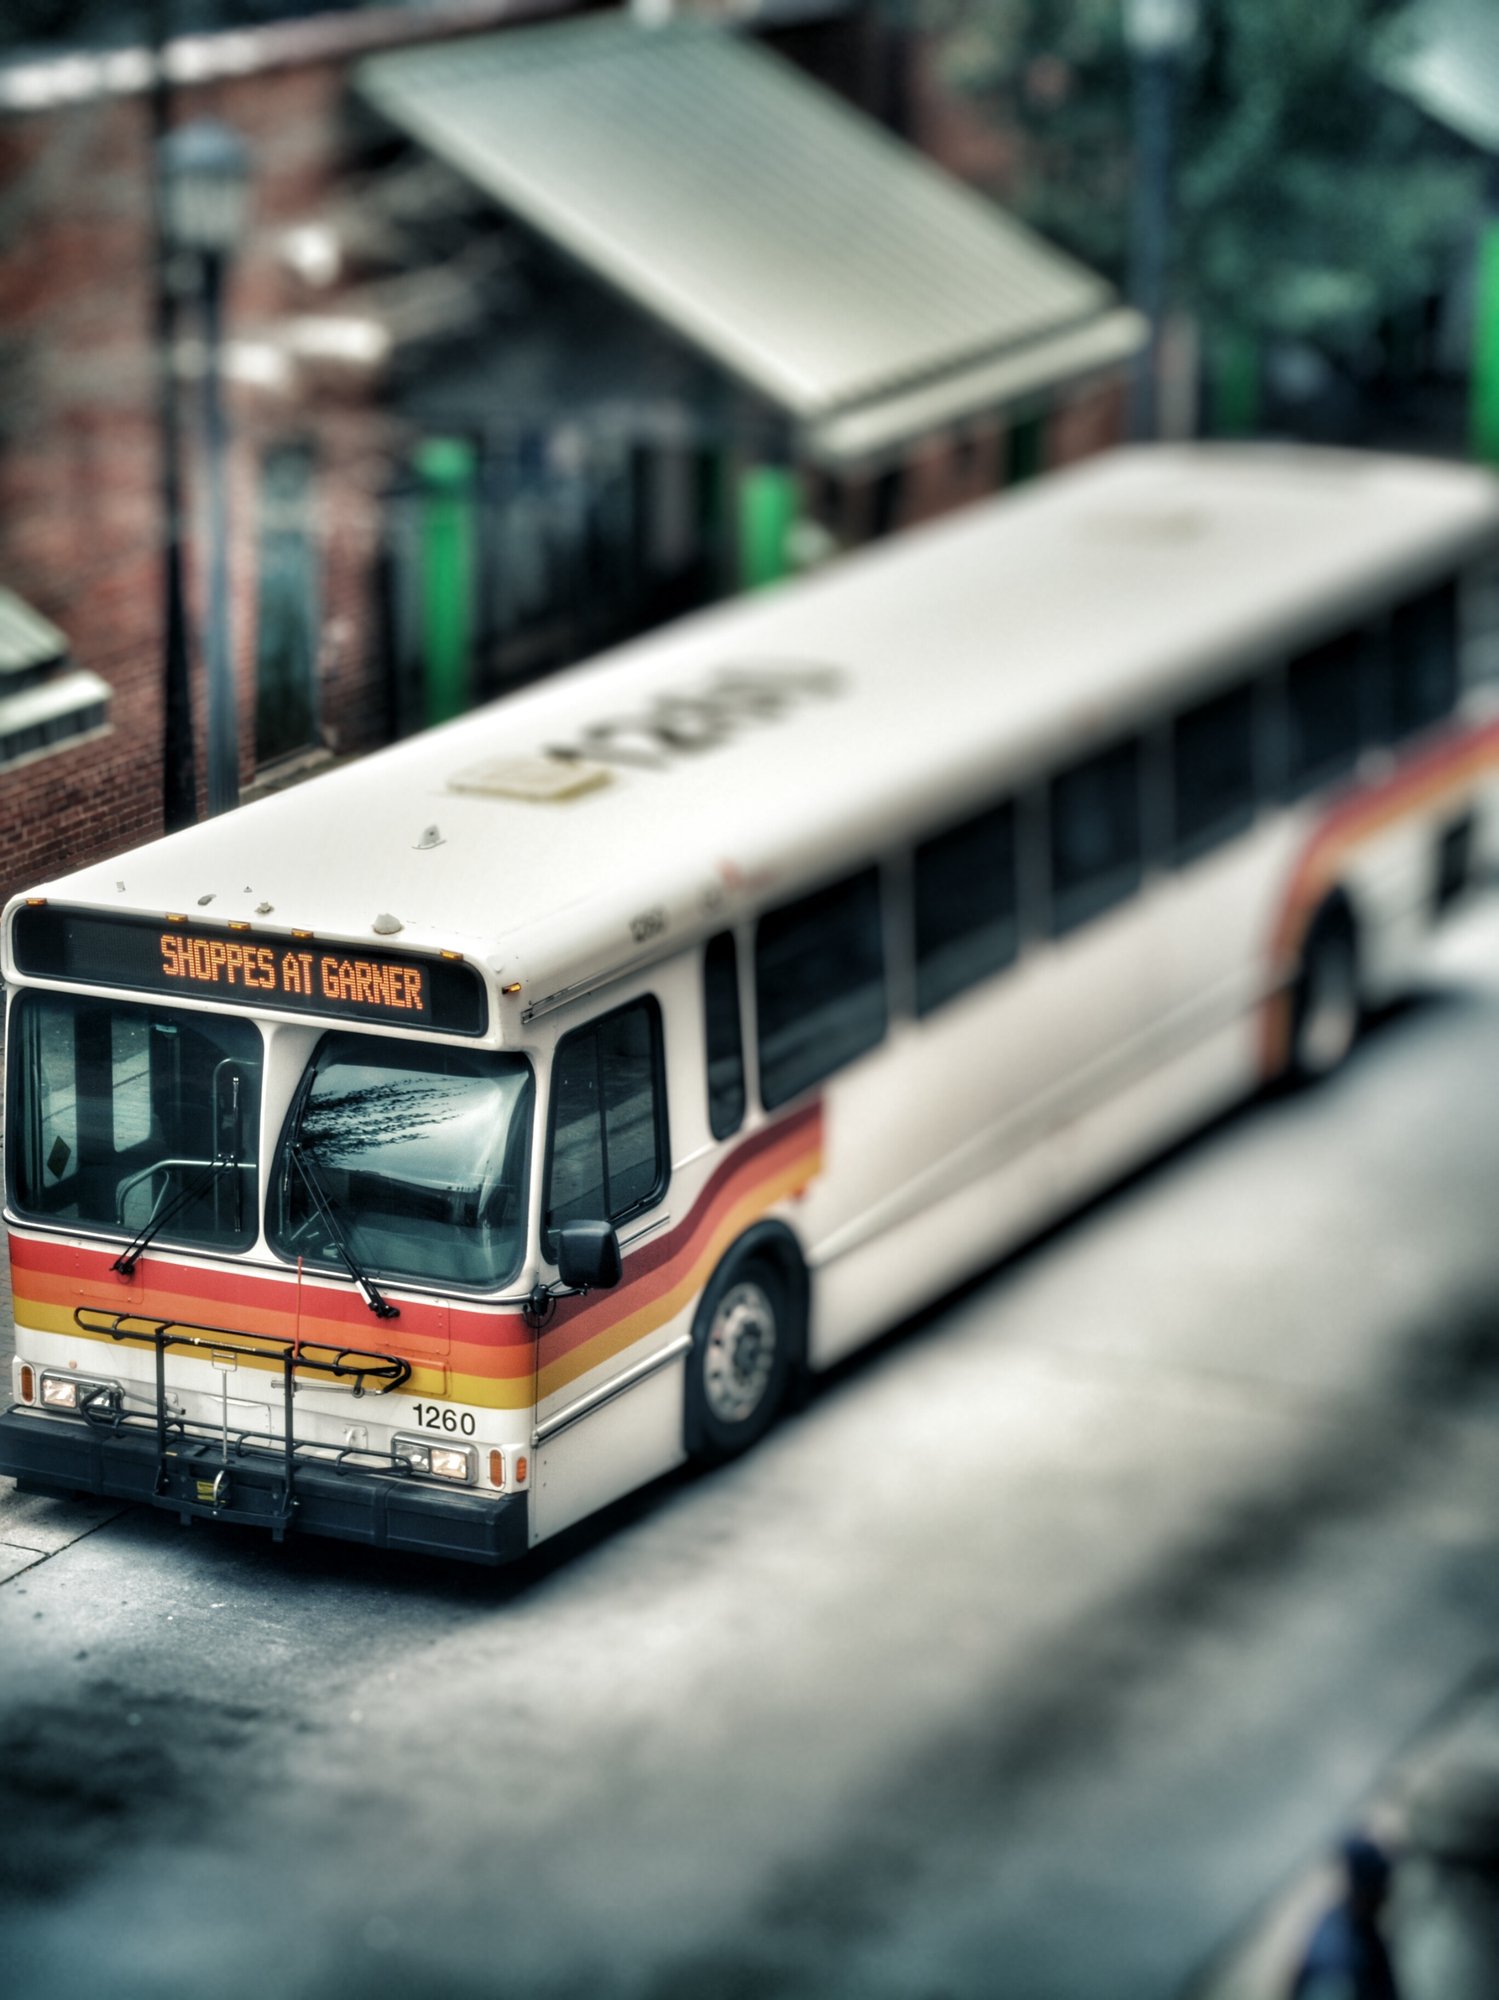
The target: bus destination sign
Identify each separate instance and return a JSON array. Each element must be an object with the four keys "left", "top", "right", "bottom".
[
  {"left": 11, "top": 906, "right": 487, "bottom": 1036},
  {"left": 160, "top": 930, "right": 429, "bottom": 1014}
]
